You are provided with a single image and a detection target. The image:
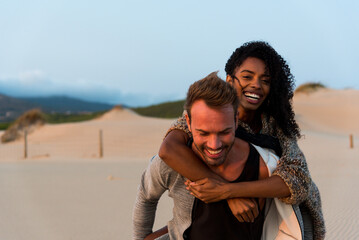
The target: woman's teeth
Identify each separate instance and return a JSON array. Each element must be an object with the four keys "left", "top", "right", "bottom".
[{"left": 244, "top": 92, "right": 260, "bottom": 100}]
